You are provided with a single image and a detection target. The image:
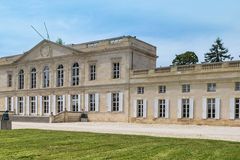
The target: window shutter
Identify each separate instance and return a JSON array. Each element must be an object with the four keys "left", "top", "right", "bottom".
[
  {"left": 85, "top": 94, "right": 89, "bottom": 112},
  {"left": 107, "top": 93, "right": 112, "bottom": 112},
  {"left": 165, "top": 99, "right": 169, "bottom": 118},
  {"left": 229, "top": 98, "right": 235, "bottom": 120},
  {"left": 95, "top": 93, "right": 99, "bottom": 112},
  {"left": 133, "top": 100, "right": 137, "bottom": 117},
  {"left": 143, "top": 99, "right": 147, "bottom": 118},
  {"left": 189, "top": 98, "right": 194, "bottom": 119},
  {"left": 11, "top": 97, "right": 14, "bottom": 112},
  {"left": 48, "top": 95, "right": 51, "bottom": 114},
  {"left": 4, "top": 97, "right": 8, "bottom": 111},
  {"left": 15, "top": 97, "right": 18, "bottom": 114},
  {"left": 35, "top": 96, "right": 38, "bottom": 115},
  {"left": 78, "top": 94, "right": 81, "bottom": 112},
  {"left": 119, "top": 92, "right": 123, "bottom": 112},
  {"left": 202, "top": 97, "right": 207, "bottom": 119},
  {"left": 63, "top": 95, "right": 65, "bottom": 111},
  {"left": 39, "top": 96, "right": 42, "bottom": 116},
  {"left": 153, "top": 99, "right": 158, "bottom": 118},
  {"left": 52, "top": 95, "right": 56, "bottom": 115},
  {"left": 26, "top": 96, "right": 29, "bottom": 116},
  {"left": 215, "top": 98, "right": 221, "bottom": 120},
  {"left": 67, "top": 94, "right": 71, "bottom": 111},
  {"left": 177, "top": 99, "right": 182, "bottom": 118}
]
